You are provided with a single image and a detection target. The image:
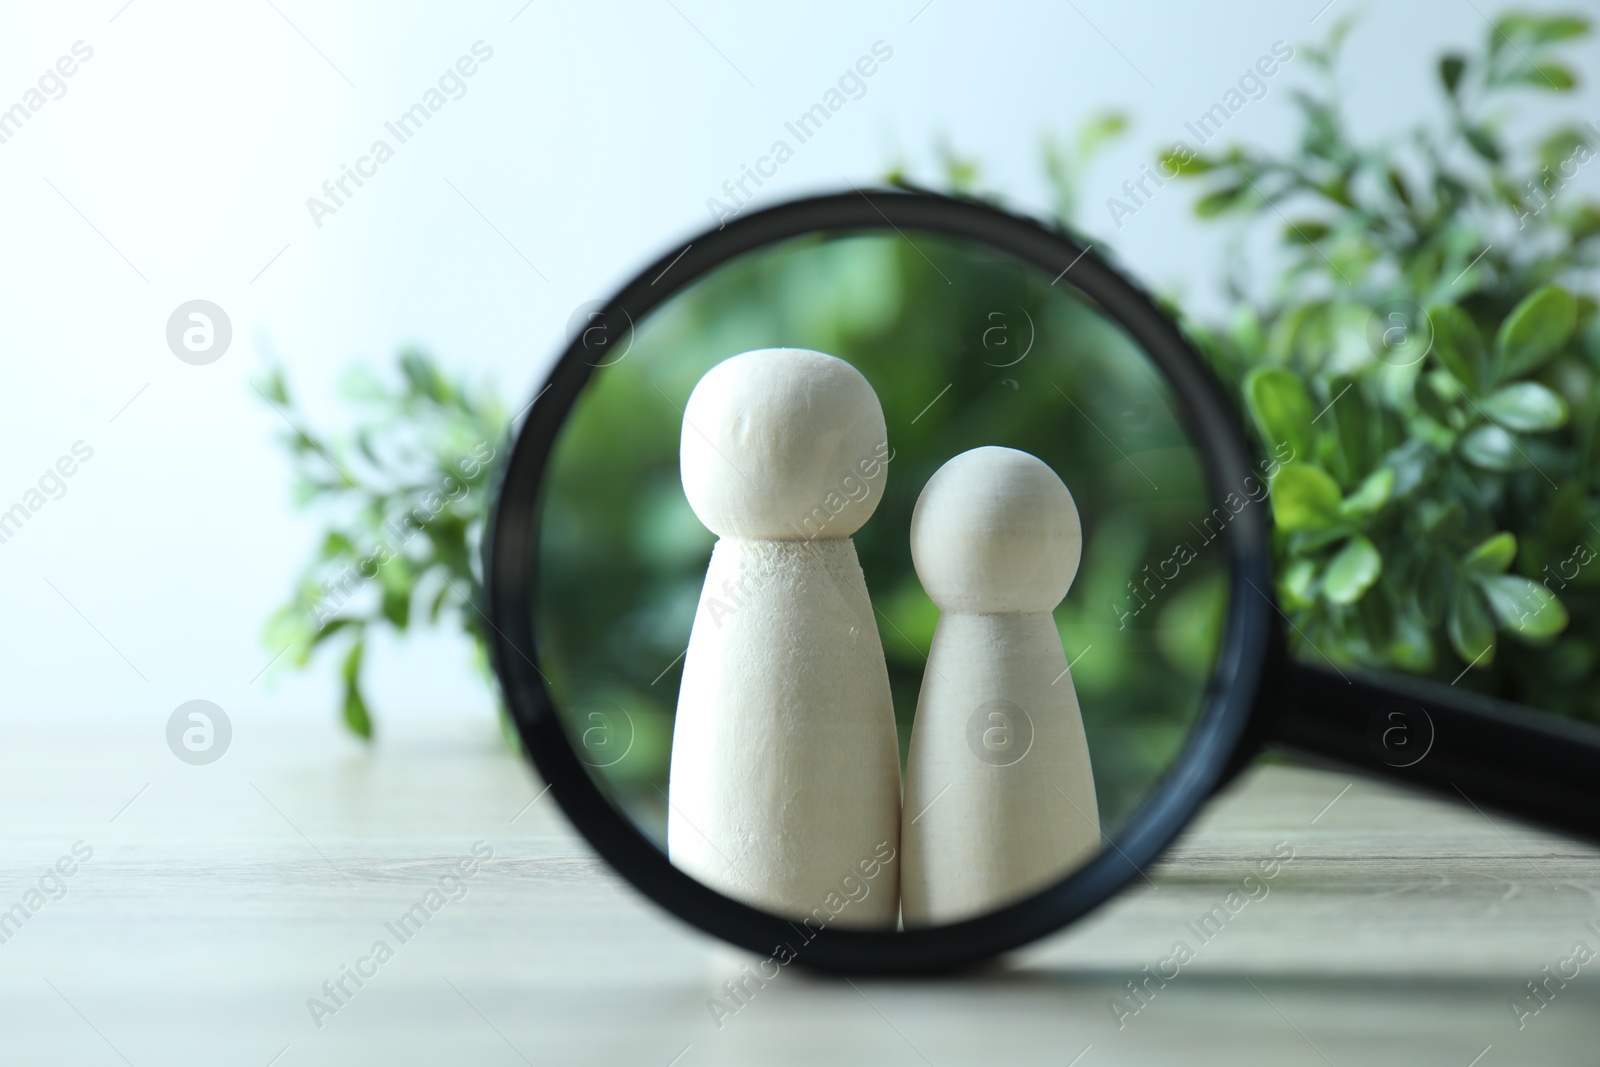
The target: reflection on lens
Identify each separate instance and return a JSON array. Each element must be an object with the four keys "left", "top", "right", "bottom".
[{"left": 535, "top": 230, "right": 1233, "bottom": 931}]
